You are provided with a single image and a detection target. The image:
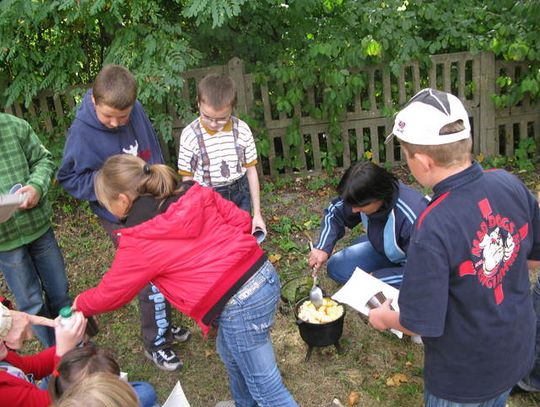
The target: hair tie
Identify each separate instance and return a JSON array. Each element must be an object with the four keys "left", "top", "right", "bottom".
[{"left": 143, "top": 164, "right": 151, "bottom": 175}]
